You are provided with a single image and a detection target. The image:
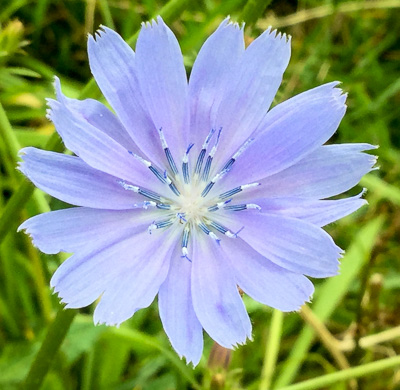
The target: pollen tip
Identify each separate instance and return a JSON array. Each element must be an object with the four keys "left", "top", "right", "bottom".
[
  {"left": 186, "top": 143, "right": 195, "bottom": 154},
  {"left": 181, "top": 254, "right": 192, "bottom": 262}
]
